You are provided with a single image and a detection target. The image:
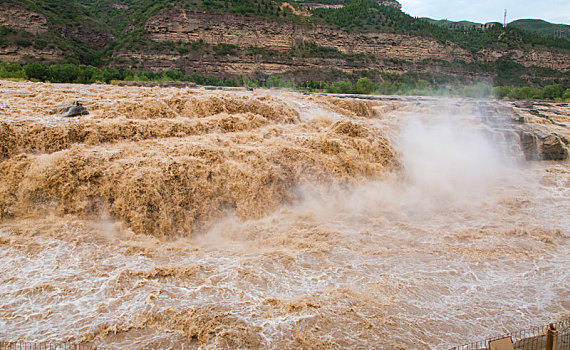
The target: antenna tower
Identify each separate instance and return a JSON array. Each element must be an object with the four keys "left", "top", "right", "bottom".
[{"left": 503, "top": 9, "right": 507, "bottom": 27}]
